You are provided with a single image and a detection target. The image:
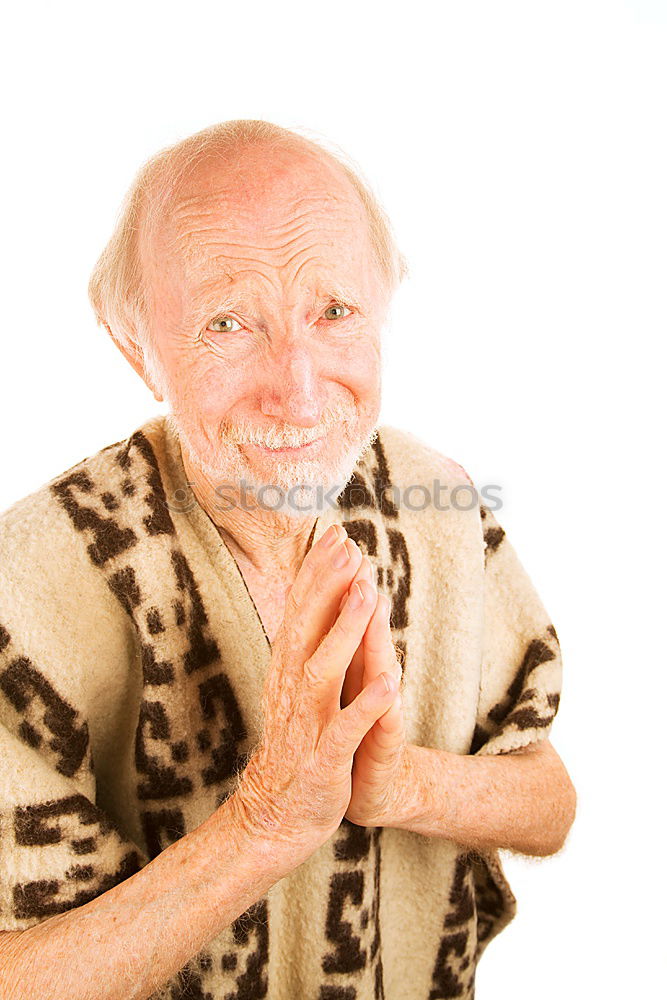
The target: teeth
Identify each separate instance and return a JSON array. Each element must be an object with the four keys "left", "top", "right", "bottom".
[{"left": 266, "top": 441, "right": 314, "bottom": 449}]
